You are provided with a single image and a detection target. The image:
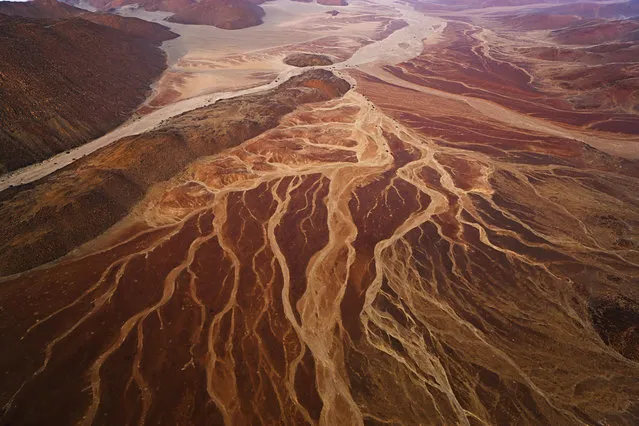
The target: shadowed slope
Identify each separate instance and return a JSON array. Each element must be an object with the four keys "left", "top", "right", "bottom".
[
  {"left": 0, "top": 2, "right": 177, "bottom": 173},
  {"left": 0, "top": 70, "right": 351, "bottom": 276},
  {"left": 0, "top": 0, "right": 178, "bottom": 42},
  {"left": 0, "top": 0, "right": 80, "bottom": 18}
]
